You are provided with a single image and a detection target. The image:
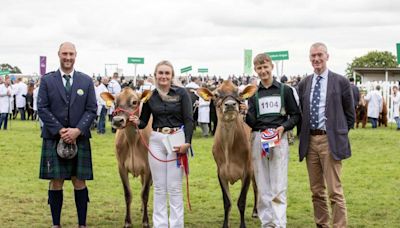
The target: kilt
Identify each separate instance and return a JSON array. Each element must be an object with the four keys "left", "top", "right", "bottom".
[{"left": 39, "top": 137, "right": 93, "bottom": 180}]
